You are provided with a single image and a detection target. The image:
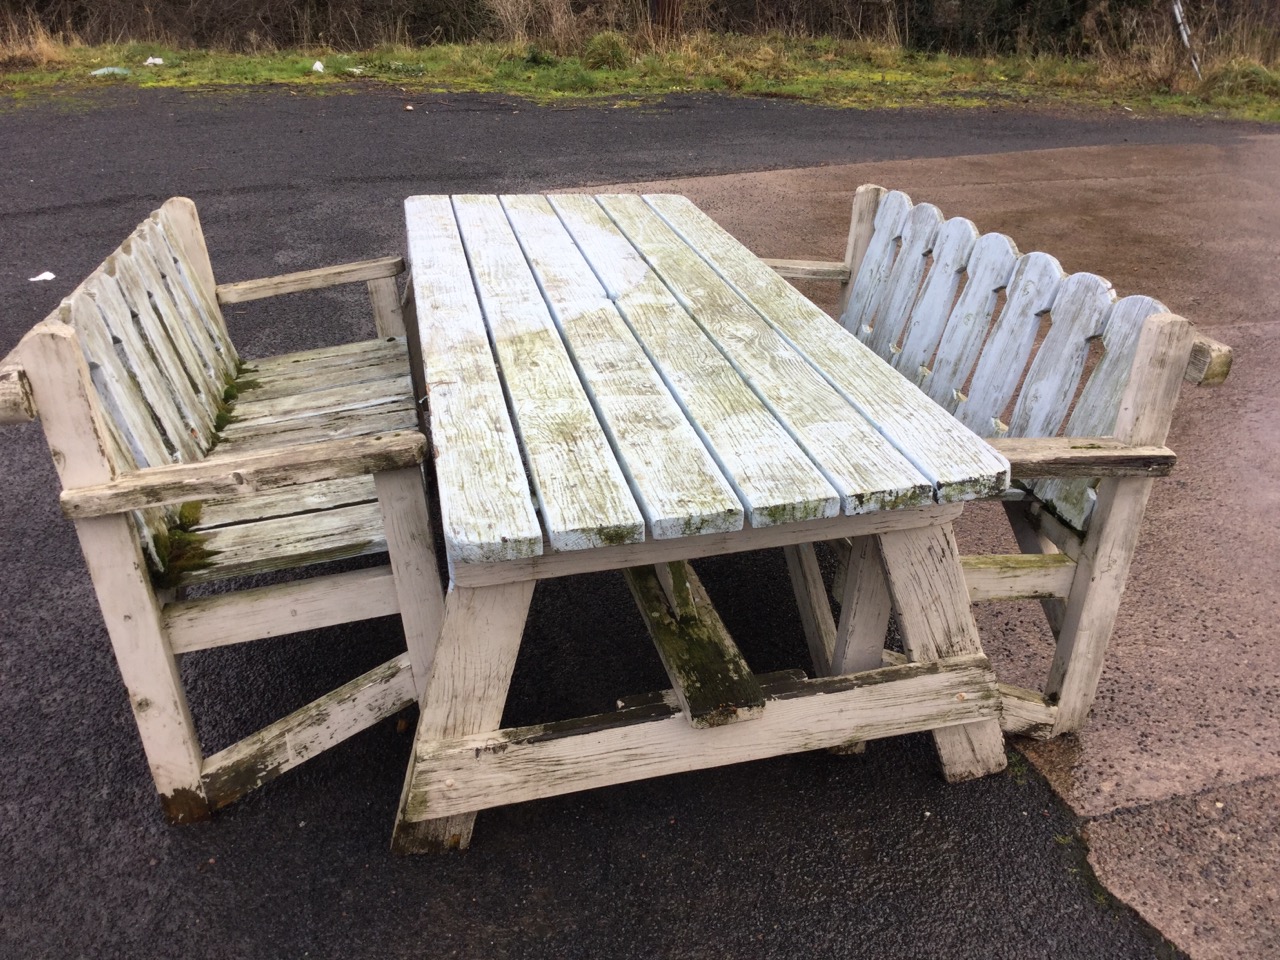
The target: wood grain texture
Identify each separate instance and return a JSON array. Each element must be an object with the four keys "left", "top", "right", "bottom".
[
  {"left": 501, "top": 194, "right": 742, "bottom": 540},
  {"left": 405, "top": 195, "right": 543, "bottom": 565},
  {"left": 644, "top": 194, "right": 1009, "bottom": 502},
  {"left": 833, "top": 535, "right": 893, "bottom": 674},
  {"left": 918, "top": 232, "right": 1021, "bottom": 406},
  {"left": 0, "top": 361, "right": 35, "bottom": 423},
  {"left": 877, "top": 523, "right": 1008, "bottom": 781},
  {"left": 862, "top": 202, "right": 943, "bottom": 359},
  {"left": 1031, "top": 295, "right": 1171, "bottom": 529},
  {"left": 760, "top": 258, "right": 850, "bottom": 281},
  {"left": 612, "top": 194, "right": 938, "bottom": 513},
  {"left": 840, "top": 189, "right": 911, "bottom": 335},
  {"left": 1047, "top": 313, "right": 1195, "bottom": 733},
  {"left": 782, "top": 543, "right": 836, "bottom": 676},
  {"left": 401, "top": 655, "right": 999, "bottom": 820},
  {"left": 454, "top": 194, "right": 645, "bottom": 552},
  {"left": 215, "top": 256, "right": 405, "bottom": 303},
  {"left": 375, "top": 465, "right": 446, "bottom": 698},
  {"left": 549, "top": 194, "right": 841, "bottom": 527},
  {"left": 893, "top": 217, "right": 979, "bottom": 382},
  {"left": 1185, "top": 333, "right": 1232, "bottom": 385},
  {"left": 453, "top": 501, "right": 963, "bottom": 588},
  {"left": 998, "top": 683, "right": 1058, "bottom": 738},
  {"left": 951, "top": 251, "right": 1065, "bottom": 435},
  {"left": 185, "top": 500, "right": 387, "bottom": 584}
]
